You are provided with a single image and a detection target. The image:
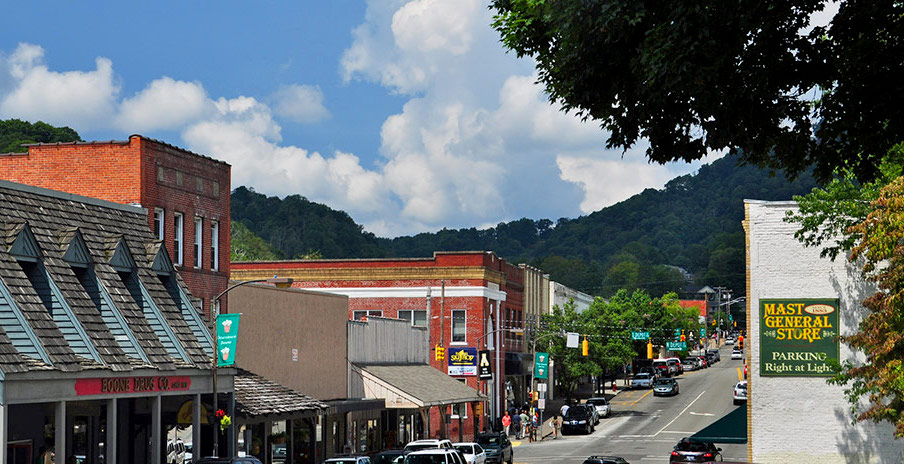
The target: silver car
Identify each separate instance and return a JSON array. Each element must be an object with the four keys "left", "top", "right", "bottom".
[
  {"left": 587, "top": 397, "right": 611, "bottom": 418},
  {"left": 631, "top": 373, "right": 654, "bottom": 389}
]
